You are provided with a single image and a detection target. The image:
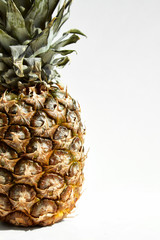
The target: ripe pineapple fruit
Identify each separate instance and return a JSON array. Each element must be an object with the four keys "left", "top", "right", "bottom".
[{"left": 0, "top": 0, "right": 86, "bottom": 226}]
